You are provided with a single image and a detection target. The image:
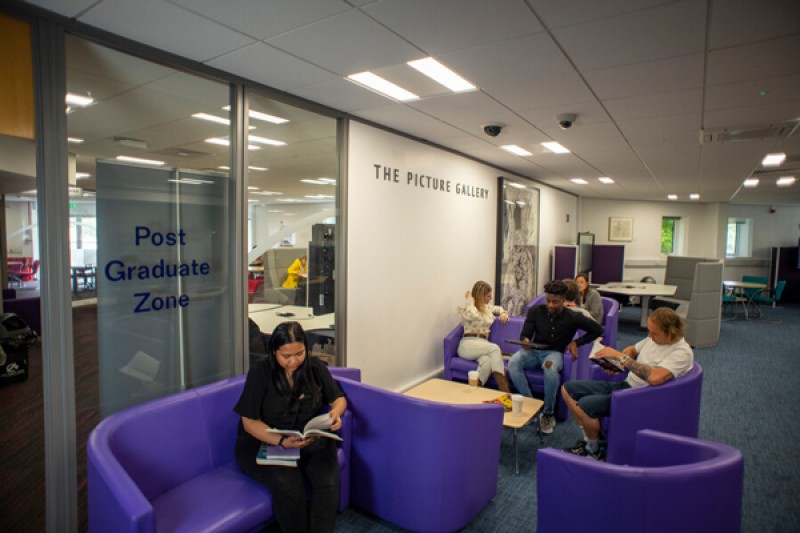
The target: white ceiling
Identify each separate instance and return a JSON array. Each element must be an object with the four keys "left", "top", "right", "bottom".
[{"left": 19, "top": 0, "right": 800, "bottom": 205}]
